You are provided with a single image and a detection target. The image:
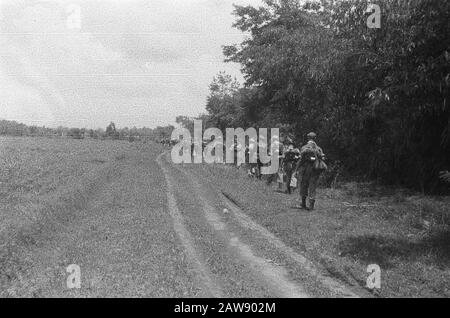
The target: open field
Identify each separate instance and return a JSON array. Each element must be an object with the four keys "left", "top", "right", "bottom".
[
  {"left": 0, "top": 136, "right": 138, "bottom": 294},
  {"left": 0, "top": 136, "right": 134, "bottom": 236},
  {"left": 1, "top": 136, "right": 448, "bottom": 297}
]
